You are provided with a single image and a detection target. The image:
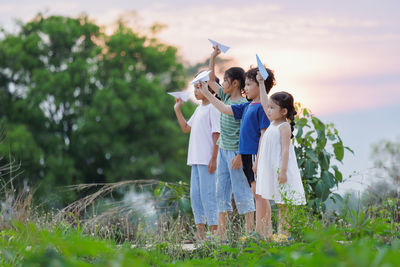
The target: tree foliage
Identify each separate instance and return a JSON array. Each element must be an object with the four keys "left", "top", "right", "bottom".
[
  {"left": 0, "top": 14, "right": 195, "bottom": 204},
  {"left": 371, "top": 136, "right": 400, "bottom": 185}
]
